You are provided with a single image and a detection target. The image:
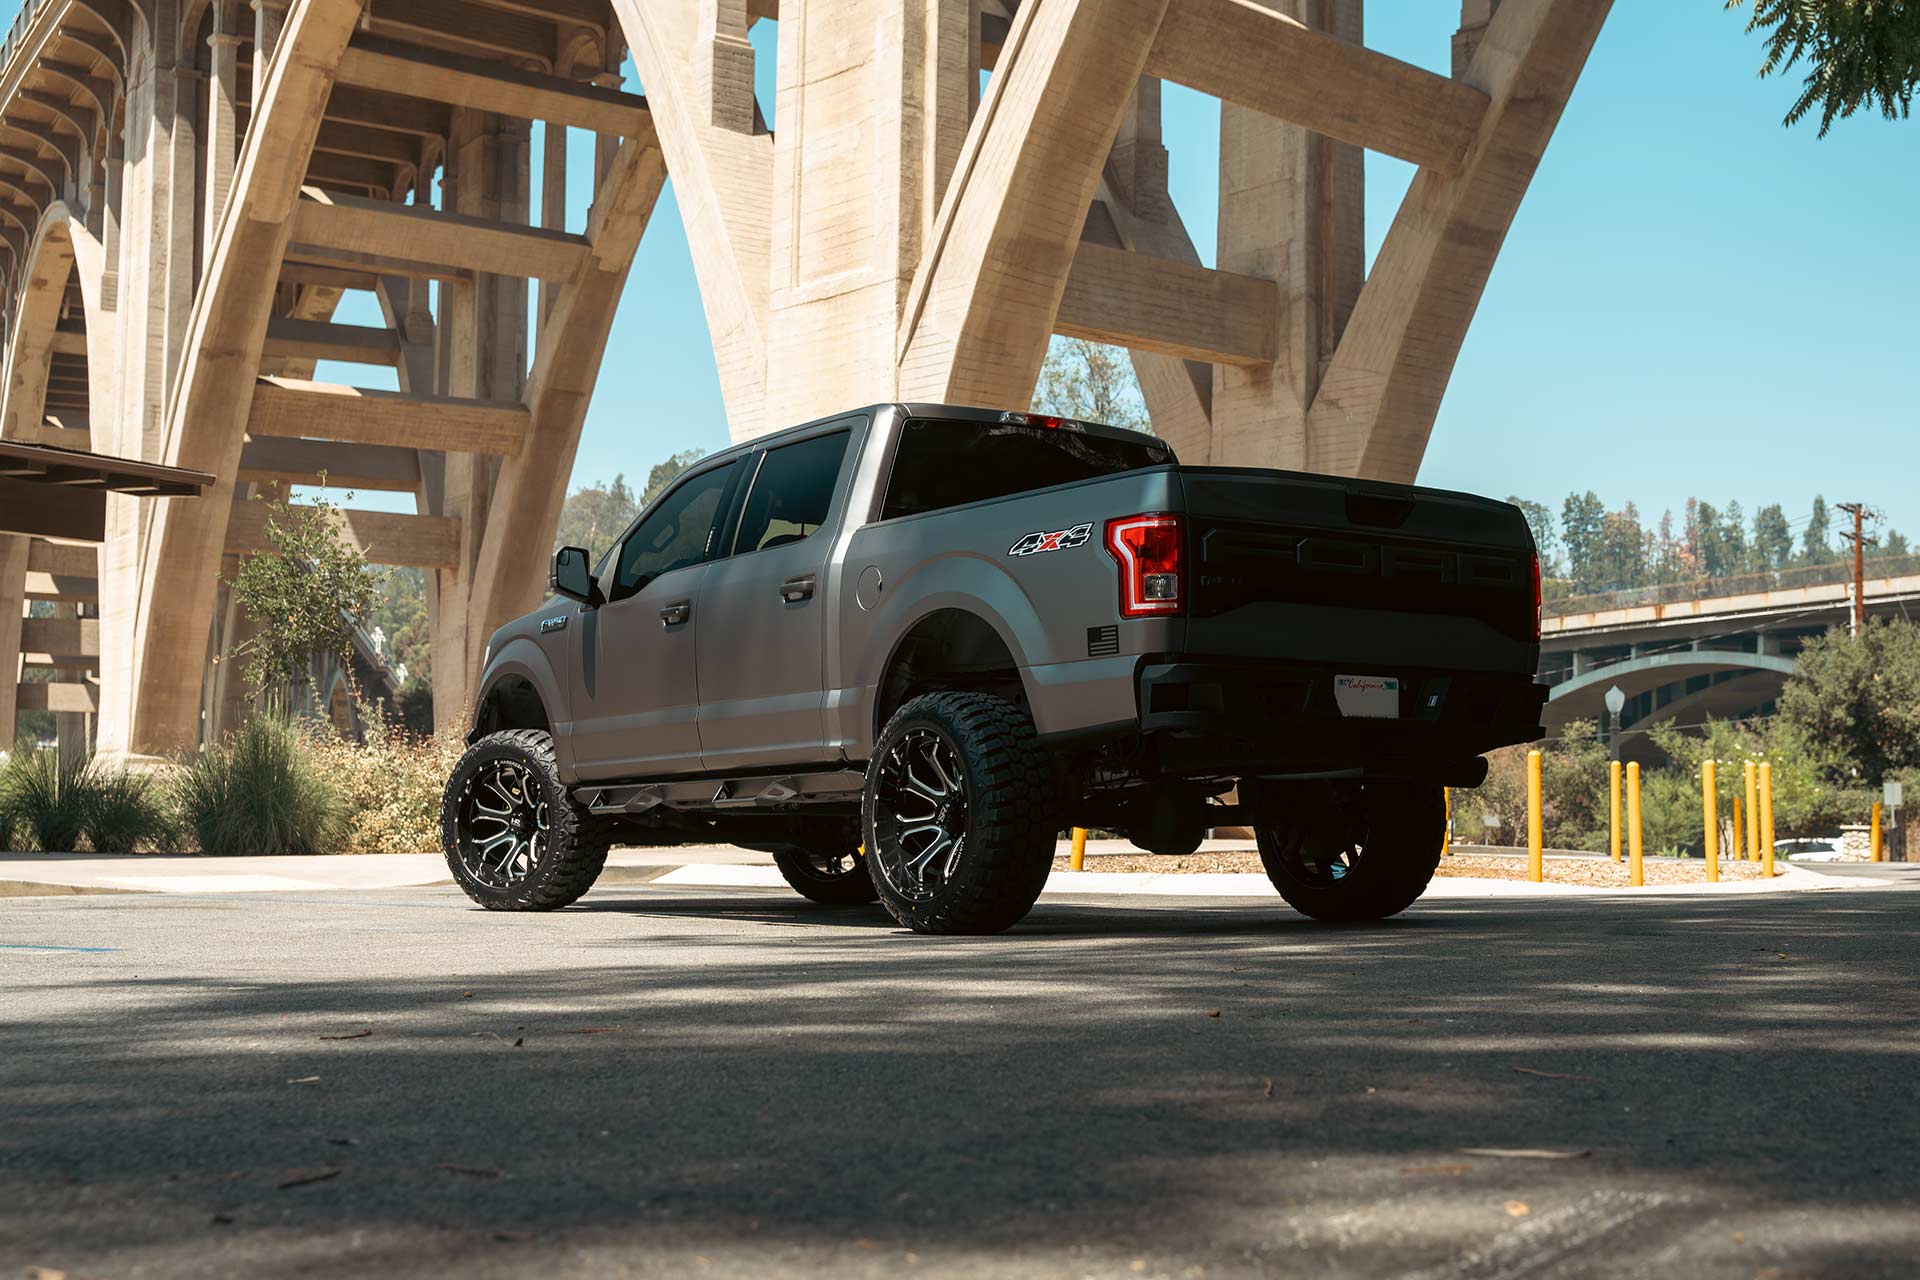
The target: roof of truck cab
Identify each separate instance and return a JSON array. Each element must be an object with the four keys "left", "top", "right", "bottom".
[{"left": 711, "top": 403, "right": 1171, "bottom": 458}]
